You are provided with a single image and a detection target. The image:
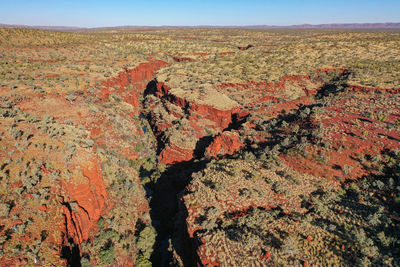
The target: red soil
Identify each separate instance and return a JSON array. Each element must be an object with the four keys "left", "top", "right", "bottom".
[
  {"left": 219, "top": 52, "right": 235, "bottom": 56},
  {"left": 282, "top": 86, "right": 400, "bottom": 181}
]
